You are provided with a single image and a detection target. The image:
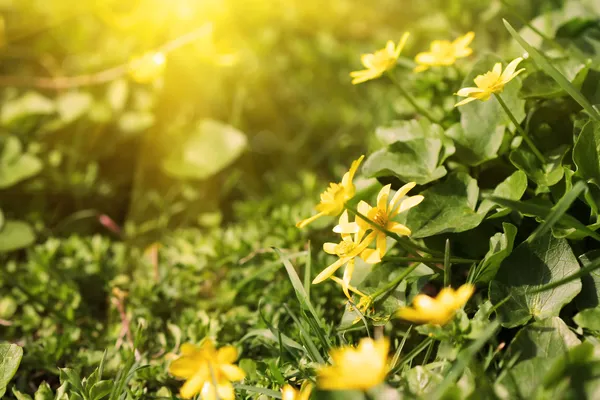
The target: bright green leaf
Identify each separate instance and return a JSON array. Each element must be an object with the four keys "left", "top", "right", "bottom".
[
  {"left": 0, "top": 343, "right": 23, "bottom": 398},
  {"left": 162, "top": 119, "right": 247, "bottom": 180},
  {"left": 490, "top": 231, "right": 582, "bottom": 328},
  {"left": 0, "top": 136, "right": 43, "bottom": 189},
  {"left": 0, "top": 220, "right": 36, "bottom": 253},
  {"left": 574, "top": 120, "right": 600, "bottom": 188},
  {"left": 508, "top": 317, "right": 581, "bottom": 362},
  {"left": 473, "top": 223, "right": 517, "bottom": 283},
  {"left": 574, "top": 308, "right": 600, "bottom": 330}
]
